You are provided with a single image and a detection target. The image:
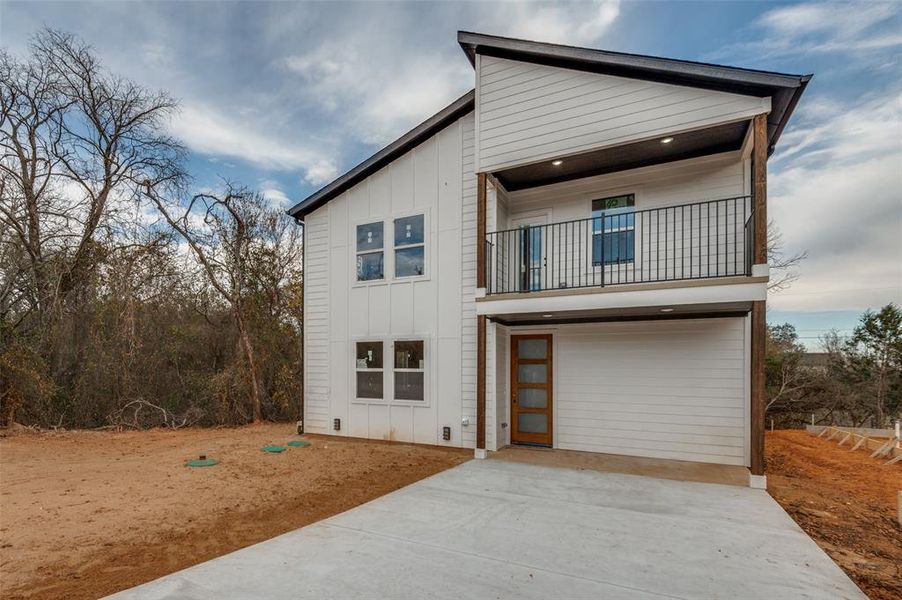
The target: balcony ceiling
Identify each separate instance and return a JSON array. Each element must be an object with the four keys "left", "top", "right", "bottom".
[
  {"left": 494, "top": 120, "right": 749, "bottom": 192},
  {"left": 490, "top": 301, "right": 753, "bottom": 326}
]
